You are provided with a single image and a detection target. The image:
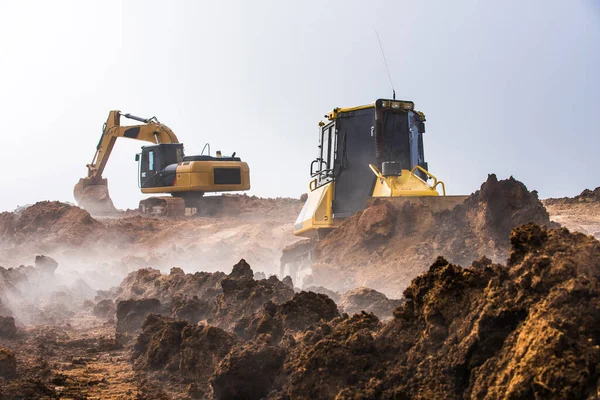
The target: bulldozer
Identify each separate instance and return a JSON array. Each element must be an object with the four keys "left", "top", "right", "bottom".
[
  {"left": 281, "top": 98, "right": 468, "bottom": 285},
  {"left": 74, "top": 111, "right": 250, "bottom": 215}
]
